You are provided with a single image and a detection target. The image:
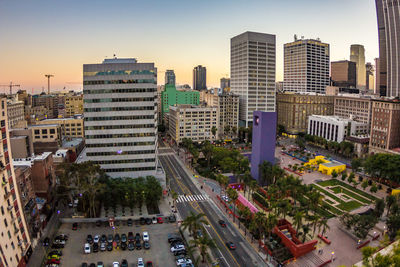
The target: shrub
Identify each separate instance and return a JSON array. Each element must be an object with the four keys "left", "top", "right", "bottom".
[{"left": 252, "top": 192, "right": 269, "bottom": 209}]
